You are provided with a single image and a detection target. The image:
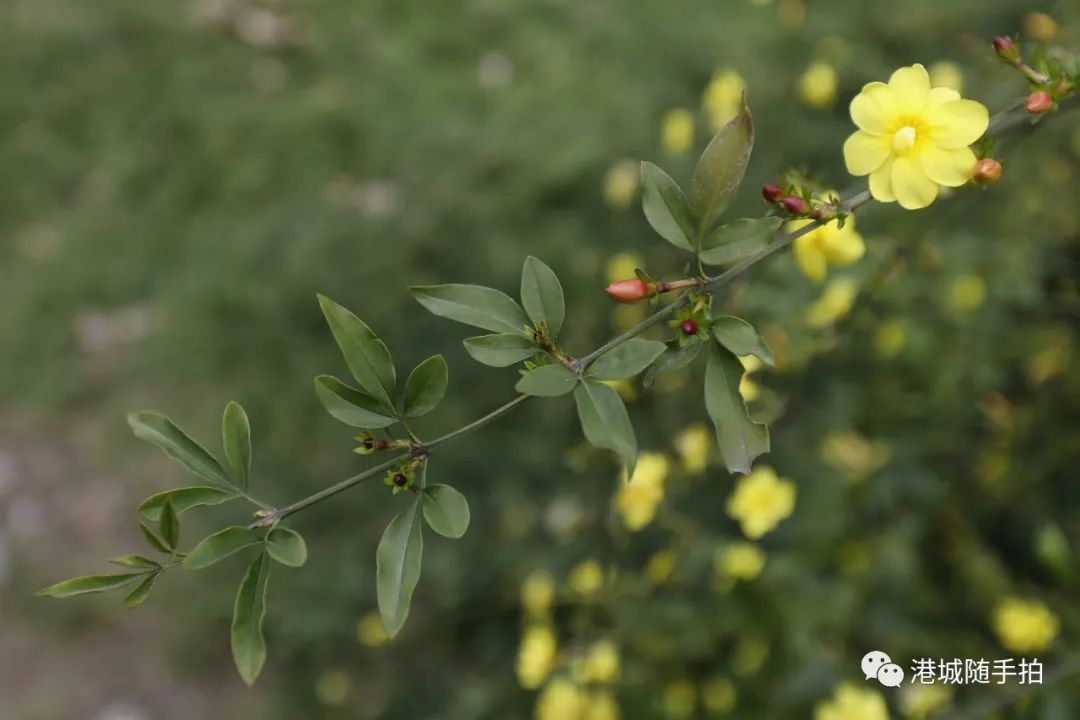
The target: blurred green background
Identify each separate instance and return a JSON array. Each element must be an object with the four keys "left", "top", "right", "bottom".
[{"left": 2, "top": 0, "right": 1078, "bottom": 718}]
